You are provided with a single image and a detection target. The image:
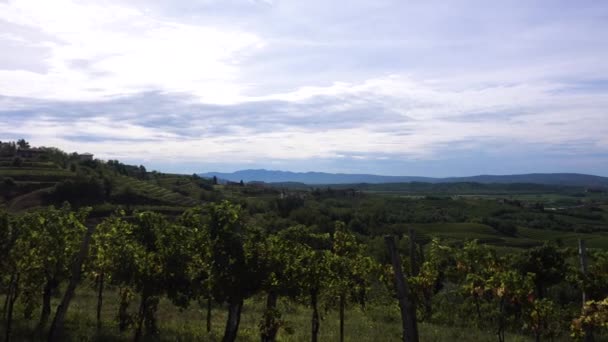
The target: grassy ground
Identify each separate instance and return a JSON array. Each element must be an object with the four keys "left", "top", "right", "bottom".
[{"left": 1, "top": 287, "right": 543, "bottom": 342}]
